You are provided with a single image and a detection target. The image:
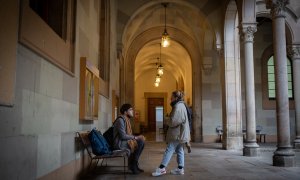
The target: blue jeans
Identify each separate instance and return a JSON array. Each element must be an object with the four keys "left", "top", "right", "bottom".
[{"left": 161, "top": 141, "right": 184, "bottom": 168}]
